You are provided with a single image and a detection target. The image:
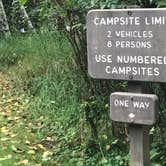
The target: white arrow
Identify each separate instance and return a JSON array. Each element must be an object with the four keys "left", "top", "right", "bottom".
[{"left": 129, "top": 113, "right": 135, "bottom": 119}]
